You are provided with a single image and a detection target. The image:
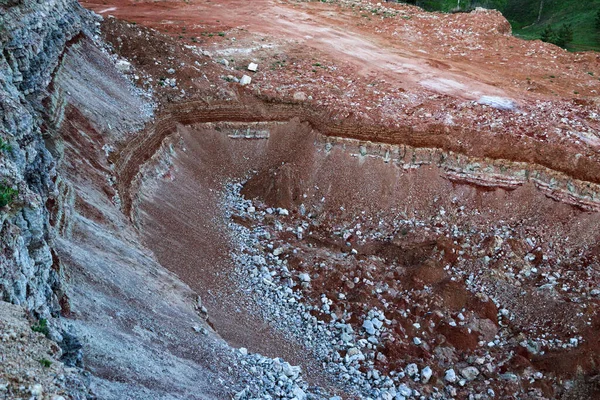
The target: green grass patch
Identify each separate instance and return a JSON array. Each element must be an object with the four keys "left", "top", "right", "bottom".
[
  {"left": 512, "top": 4, "right": 600, "bottom": 52},
  {"left": 404, "top": 0, "right": 600, "bottom": 51}
]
